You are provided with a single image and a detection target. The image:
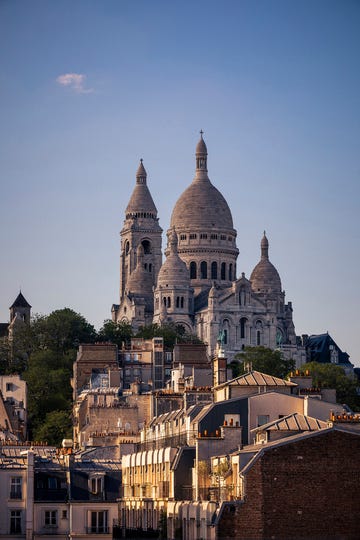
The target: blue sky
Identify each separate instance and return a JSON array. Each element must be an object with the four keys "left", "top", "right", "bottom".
[{"left": 1, "top": 1, "right": 359, "bottom": 364}]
